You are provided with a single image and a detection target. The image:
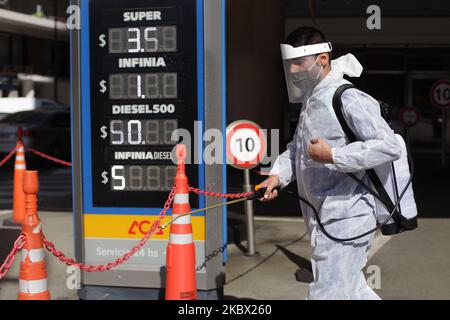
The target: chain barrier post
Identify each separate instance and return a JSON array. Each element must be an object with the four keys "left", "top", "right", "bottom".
[
  {"left": 18, "top": 171, "right": 50, "bottom": 300},
  {"left": 13, "top": 126, "right": 27, "bottom": 224},
  {"left": 243, "top": 169, "right": 257, "bottom": 256},
  {"left": 165, "top": 144, "right": 197, "bottom": 300}
]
